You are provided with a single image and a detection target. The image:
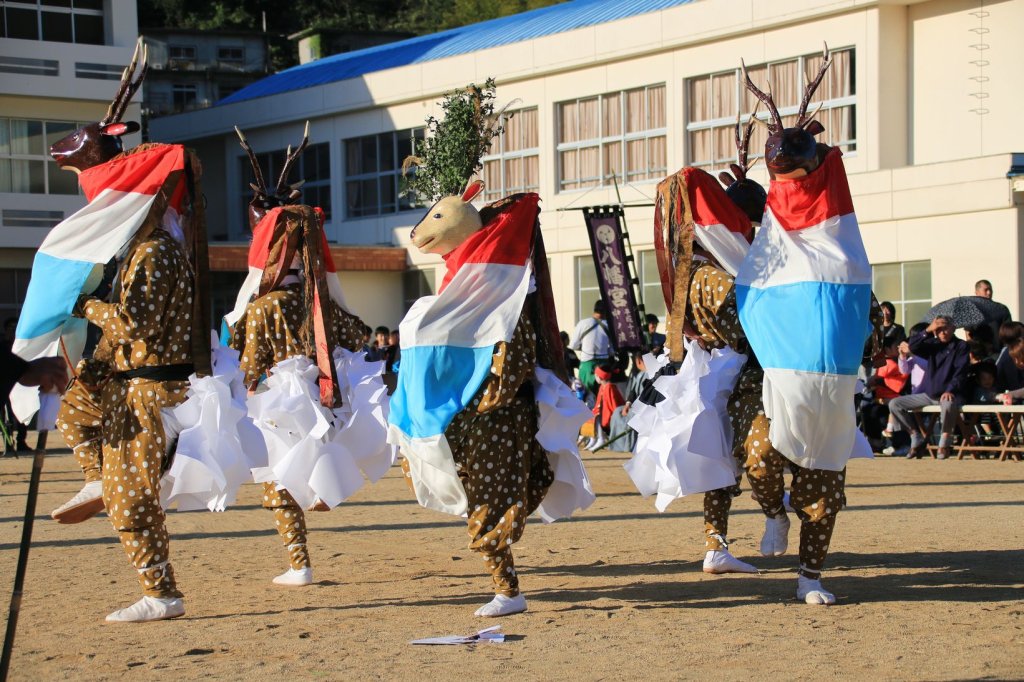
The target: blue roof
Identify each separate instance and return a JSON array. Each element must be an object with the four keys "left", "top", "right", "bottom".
[{"left": 220, "top": 0, "right": 692, "bottom": 105}]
